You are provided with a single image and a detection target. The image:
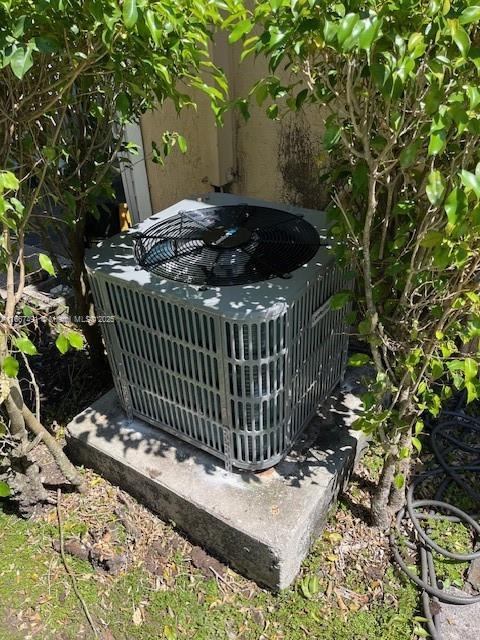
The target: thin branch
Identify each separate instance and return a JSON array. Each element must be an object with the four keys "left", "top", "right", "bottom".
[
  {"left": 56, "top": 489, "right": 99, "bottom": 638},
  {"left": 19, "top": 350, "right": 41, "bottom": 422}
]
